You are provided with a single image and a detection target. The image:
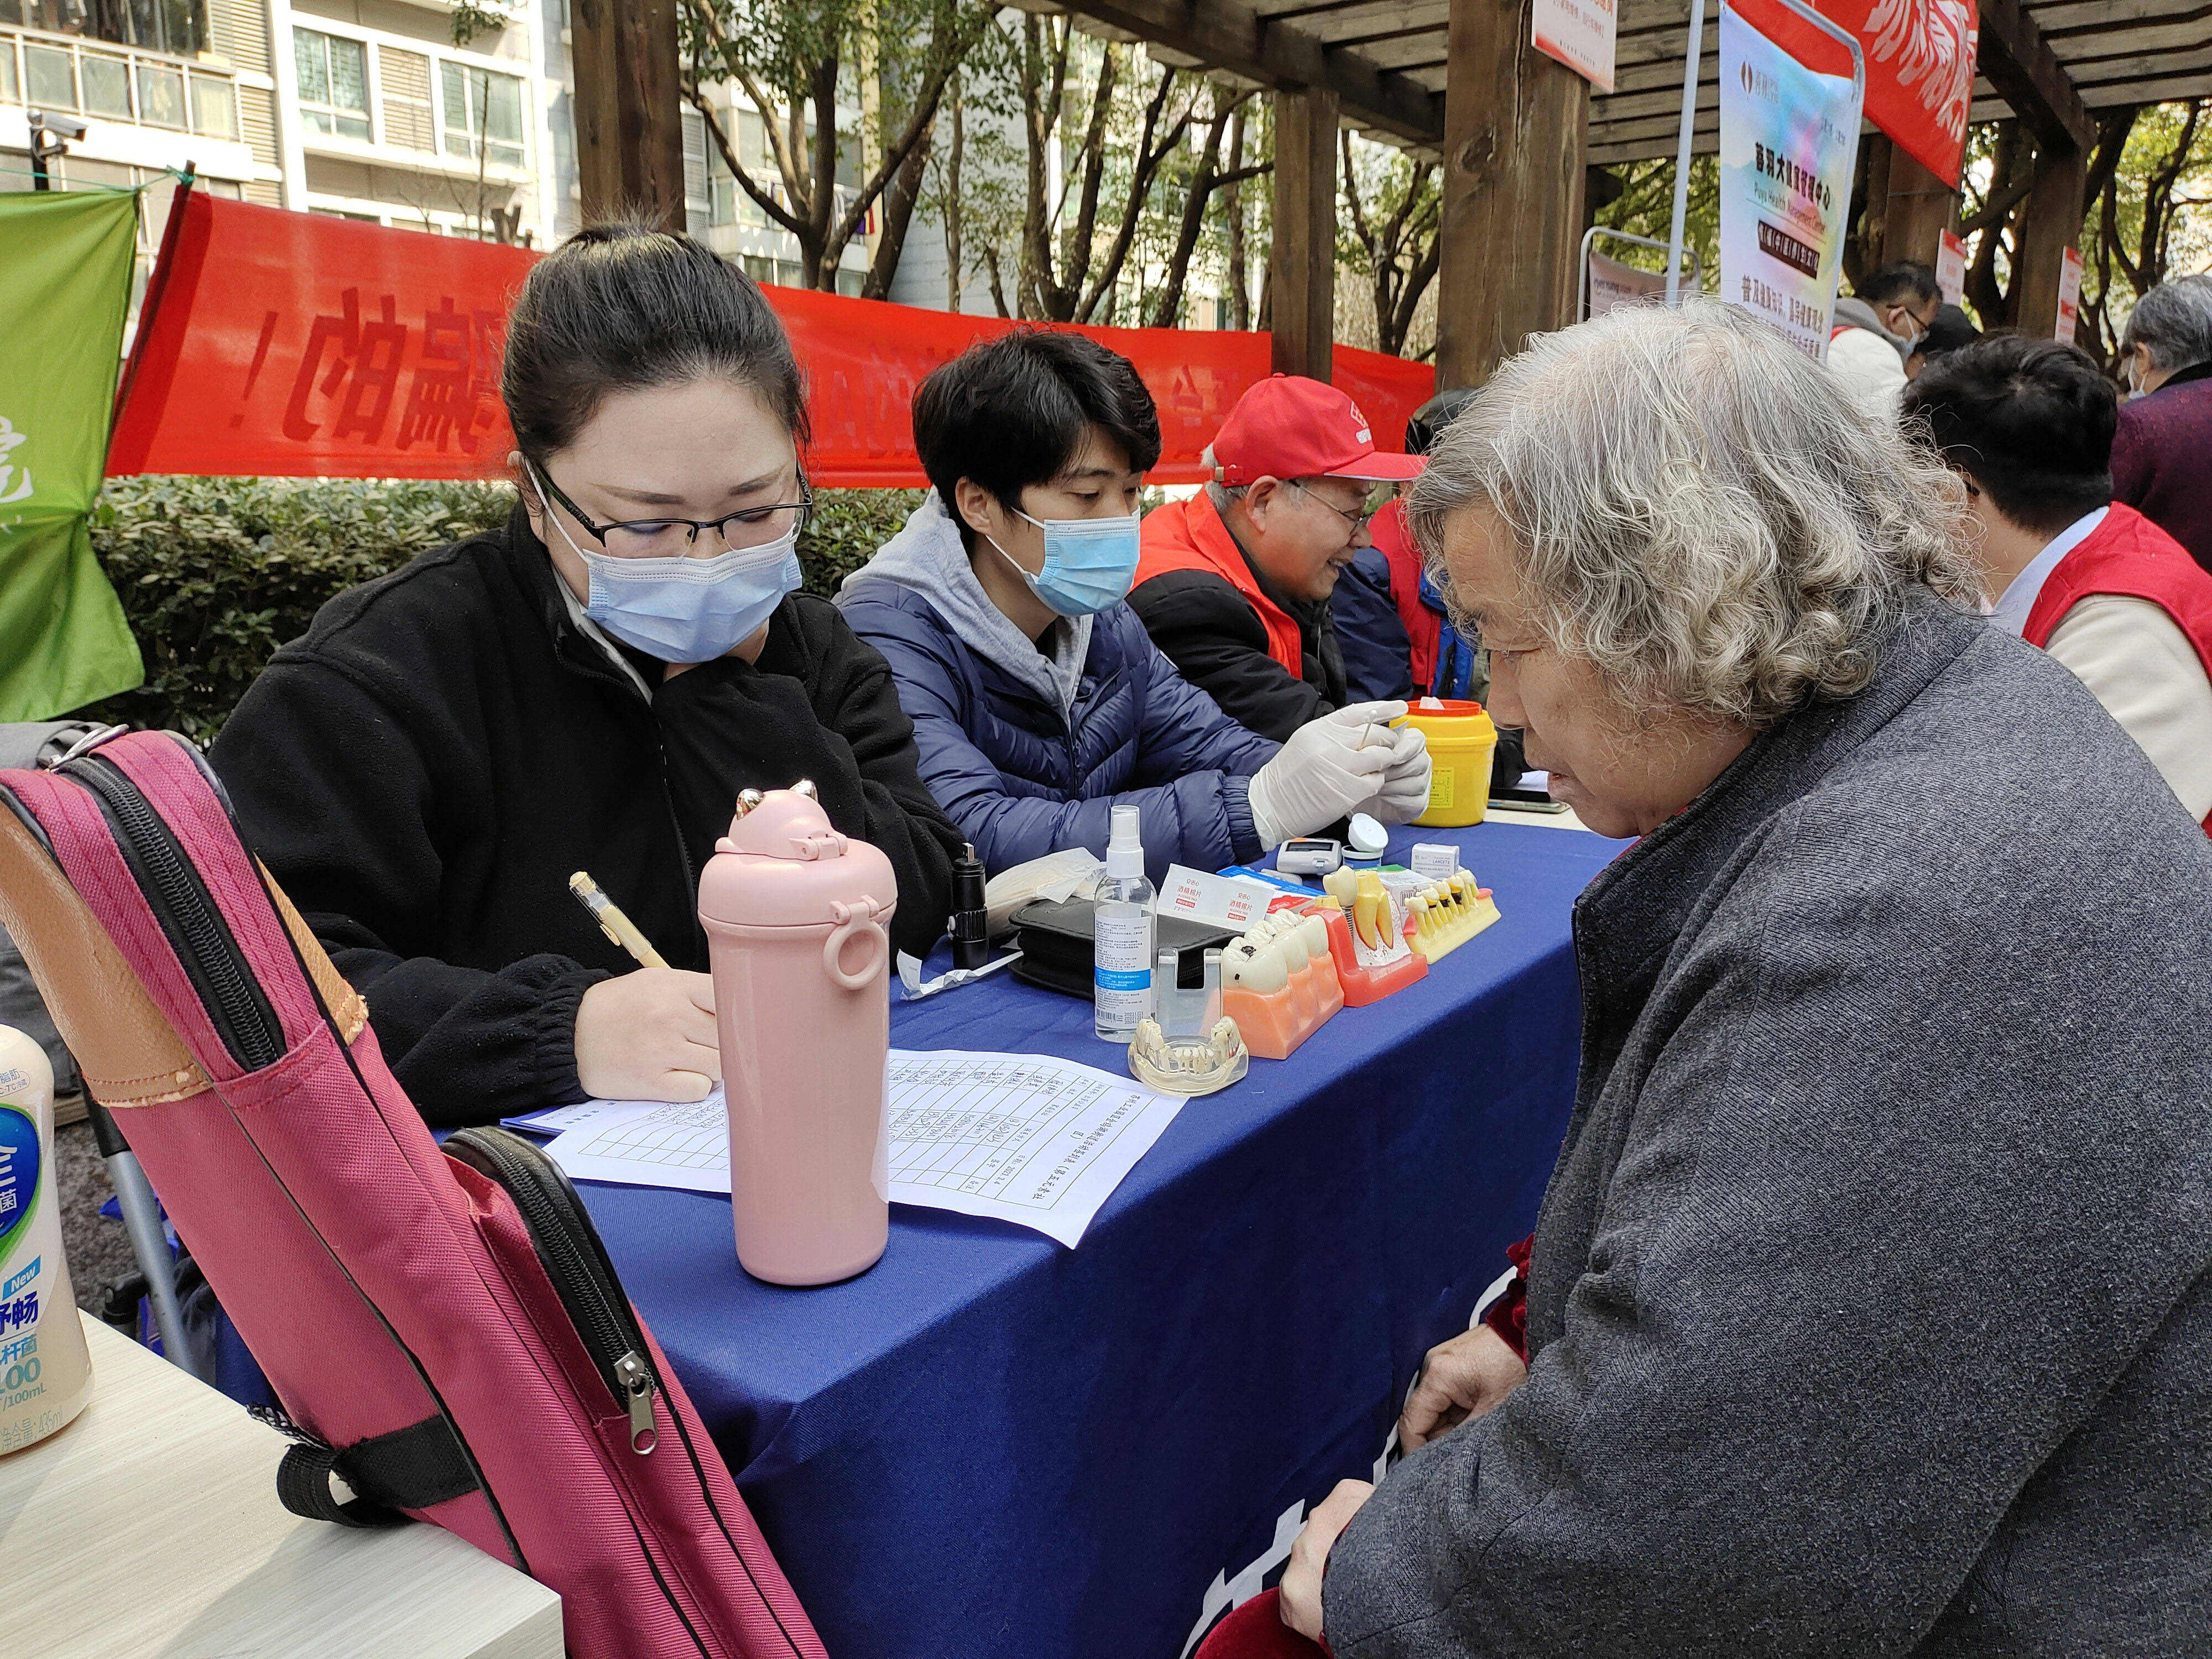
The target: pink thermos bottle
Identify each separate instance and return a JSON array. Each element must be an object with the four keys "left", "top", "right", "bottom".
[{"left": 697, "top": 782, "right": 895, "bottom": 1286}]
